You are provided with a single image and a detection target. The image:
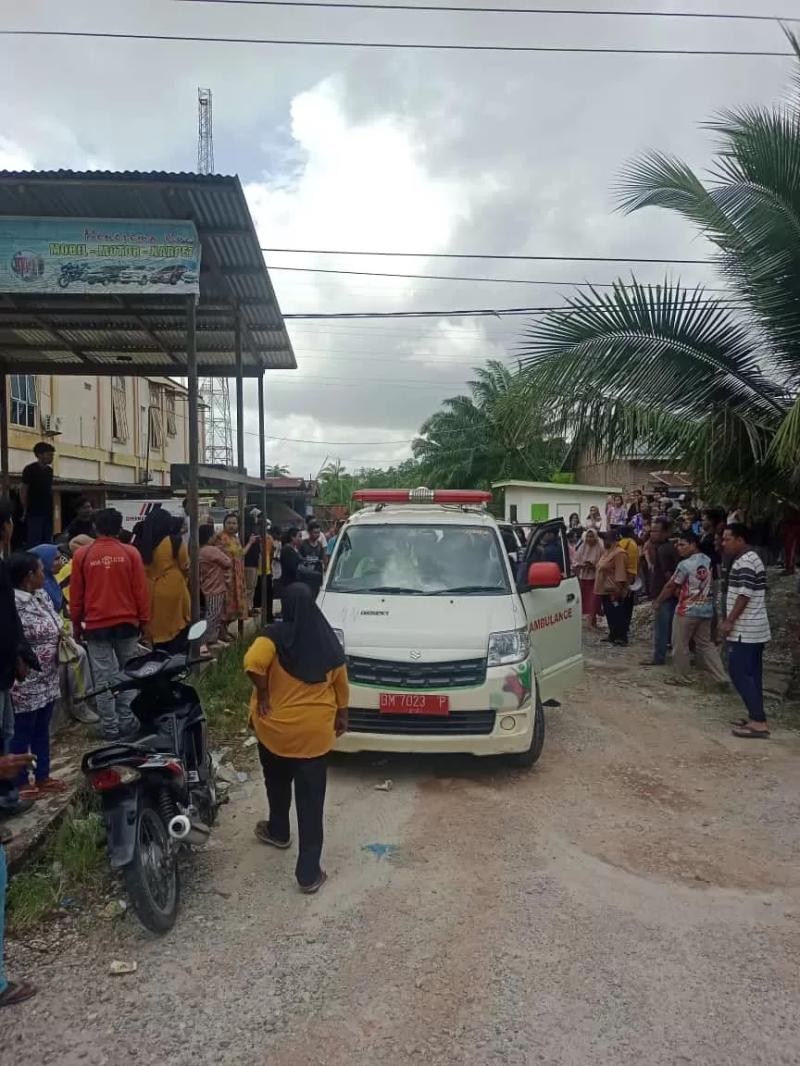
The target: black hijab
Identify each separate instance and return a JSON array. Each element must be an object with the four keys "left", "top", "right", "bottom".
[
  {"left": 264, "top": 583, "right": 345, "bottom": 684},
  {"left": 137, "top": 507, "right": 180, "bottom": 564}
]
